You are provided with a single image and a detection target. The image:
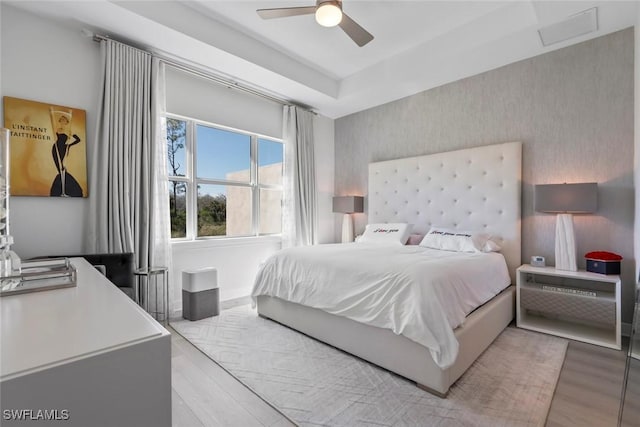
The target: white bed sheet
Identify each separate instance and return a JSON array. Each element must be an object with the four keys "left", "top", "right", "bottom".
[{"left": 251, "top": 243, "right": 511, "bottom": 369}]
